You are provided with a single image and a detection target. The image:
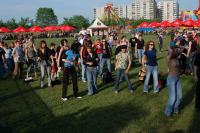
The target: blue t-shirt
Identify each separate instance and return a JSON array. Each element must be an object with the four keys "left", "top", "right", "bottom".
[
  {"left": 64, "top": 50, "right": 75, "bottom": 68},
  {"left": 144, "top": 50, "right": 157, "bottom": 66},
  {"left": 169, "top": 41, "right": 175, "bottom": 48}
]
